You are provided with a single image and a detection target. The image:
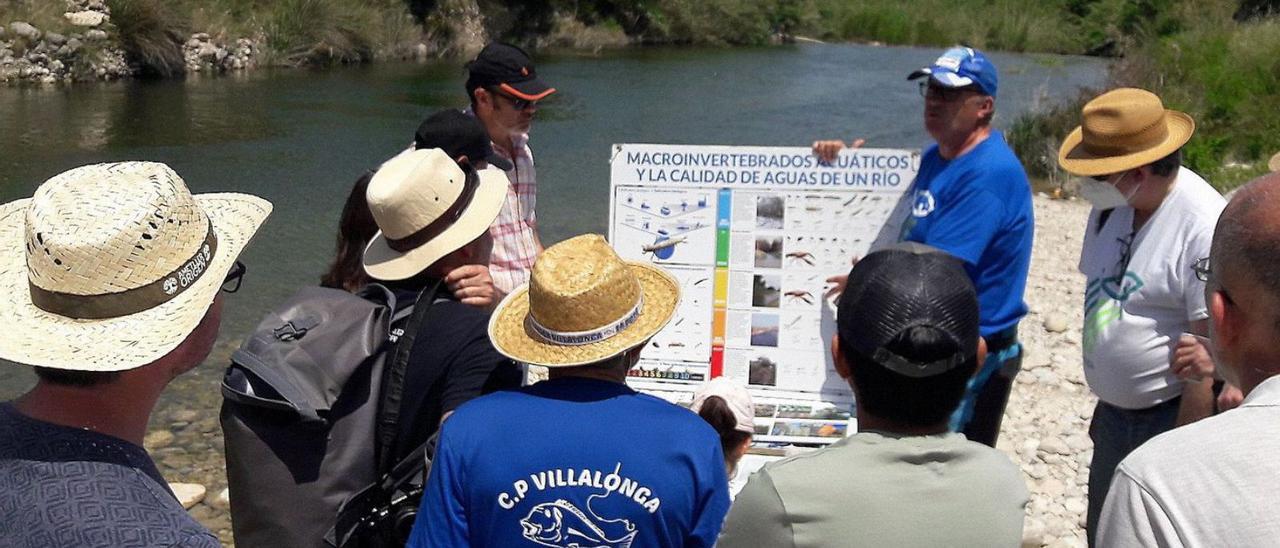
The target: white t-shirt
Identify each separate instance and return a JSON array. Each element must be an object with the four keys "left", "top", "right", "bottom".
[
  {"left": 1098, "top": 375, "right": 1280, "bottom": 547},
  {"left": 1078, "top": 167, "right": 1224, "bottom": 409}
]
